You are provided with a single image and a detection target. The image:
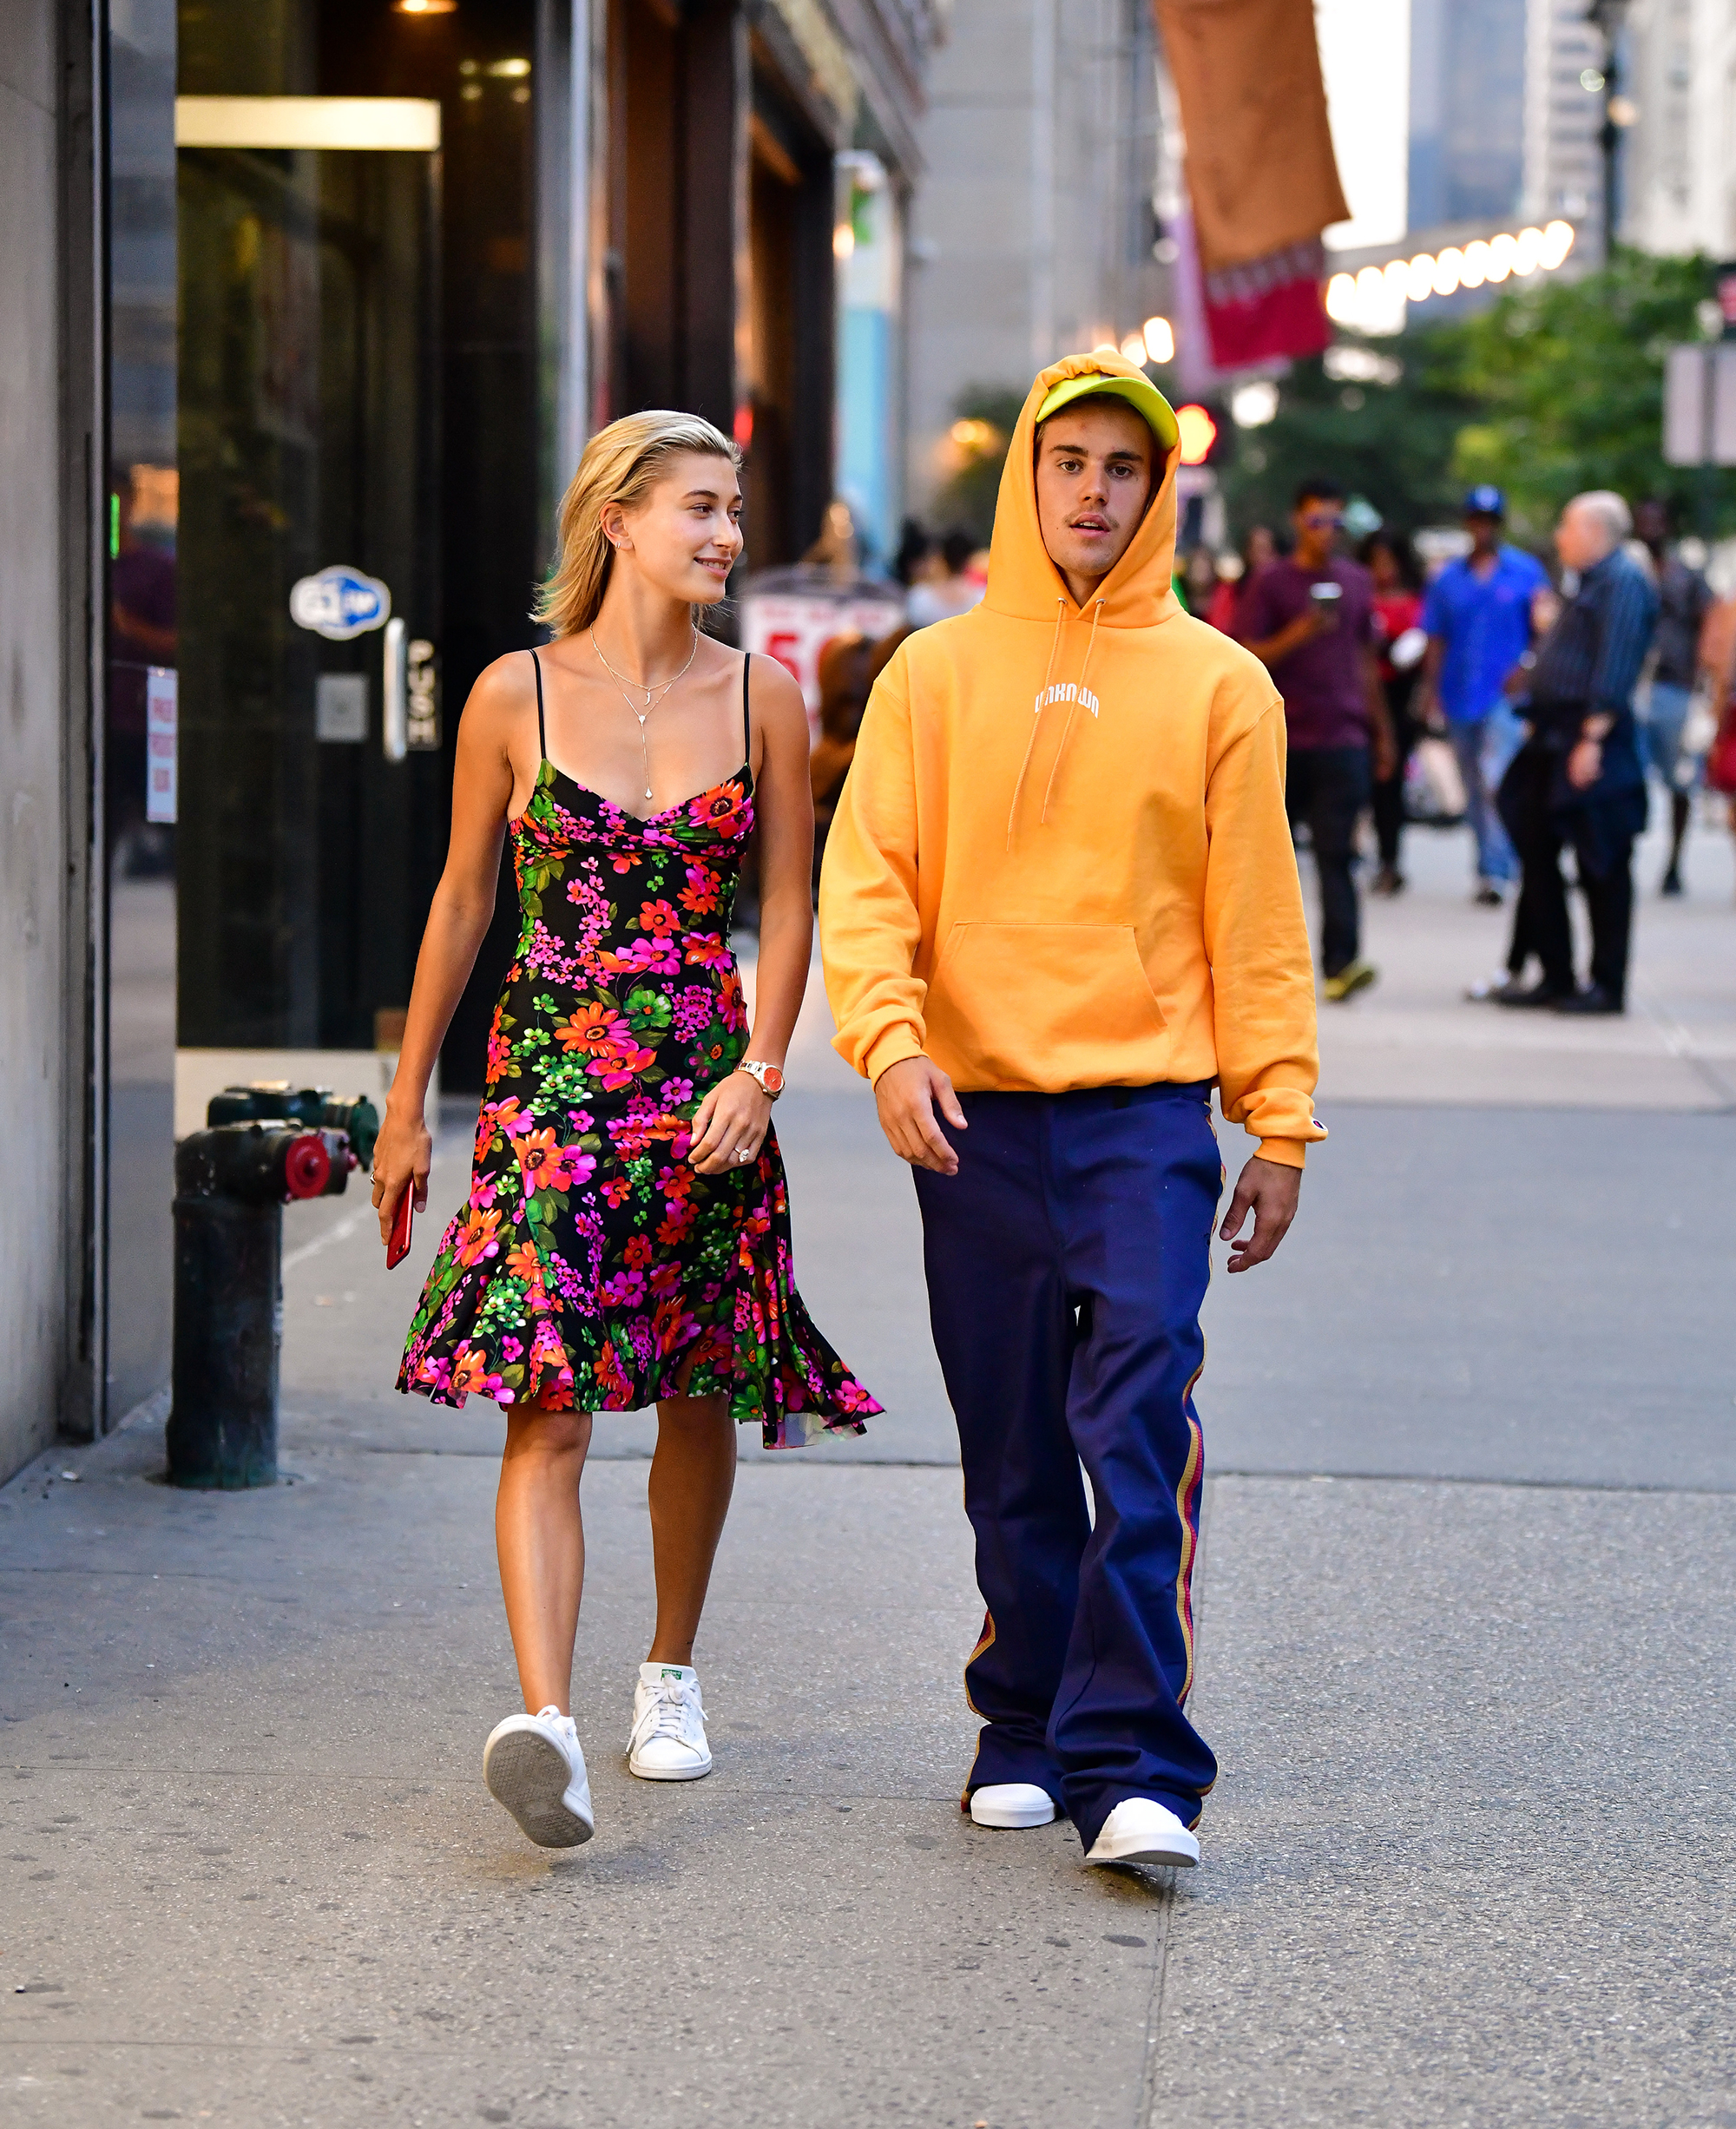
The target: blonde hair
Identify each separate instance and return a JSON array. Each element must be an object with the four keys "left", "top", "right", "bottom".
[{"left": 536, "top": 409, "right": 741, "bottom": 638}]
